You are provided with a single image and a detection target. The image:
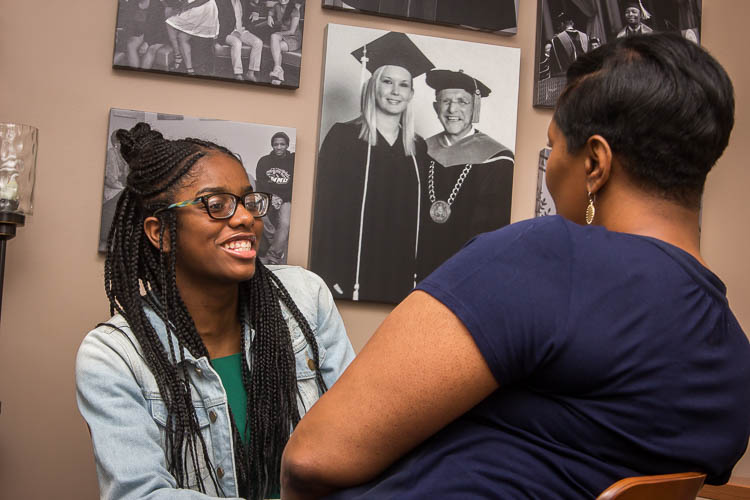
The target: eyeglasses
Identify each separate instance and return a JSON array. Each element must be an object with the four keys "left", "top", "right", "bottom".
[
  {"left": 154, "top": 192, "right": 271, "bottom": 219},
  {"left": 438, "top": 97, "right": 472, "bottom": 108}
]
